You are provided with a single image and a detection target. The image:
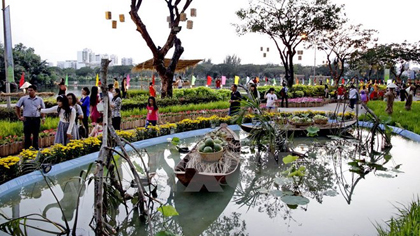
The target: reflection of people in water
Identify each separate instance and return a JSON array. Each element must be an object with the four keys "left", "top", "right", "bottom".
[{"left": 42, "top": 178, "right": 86, "bottom": 221}]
